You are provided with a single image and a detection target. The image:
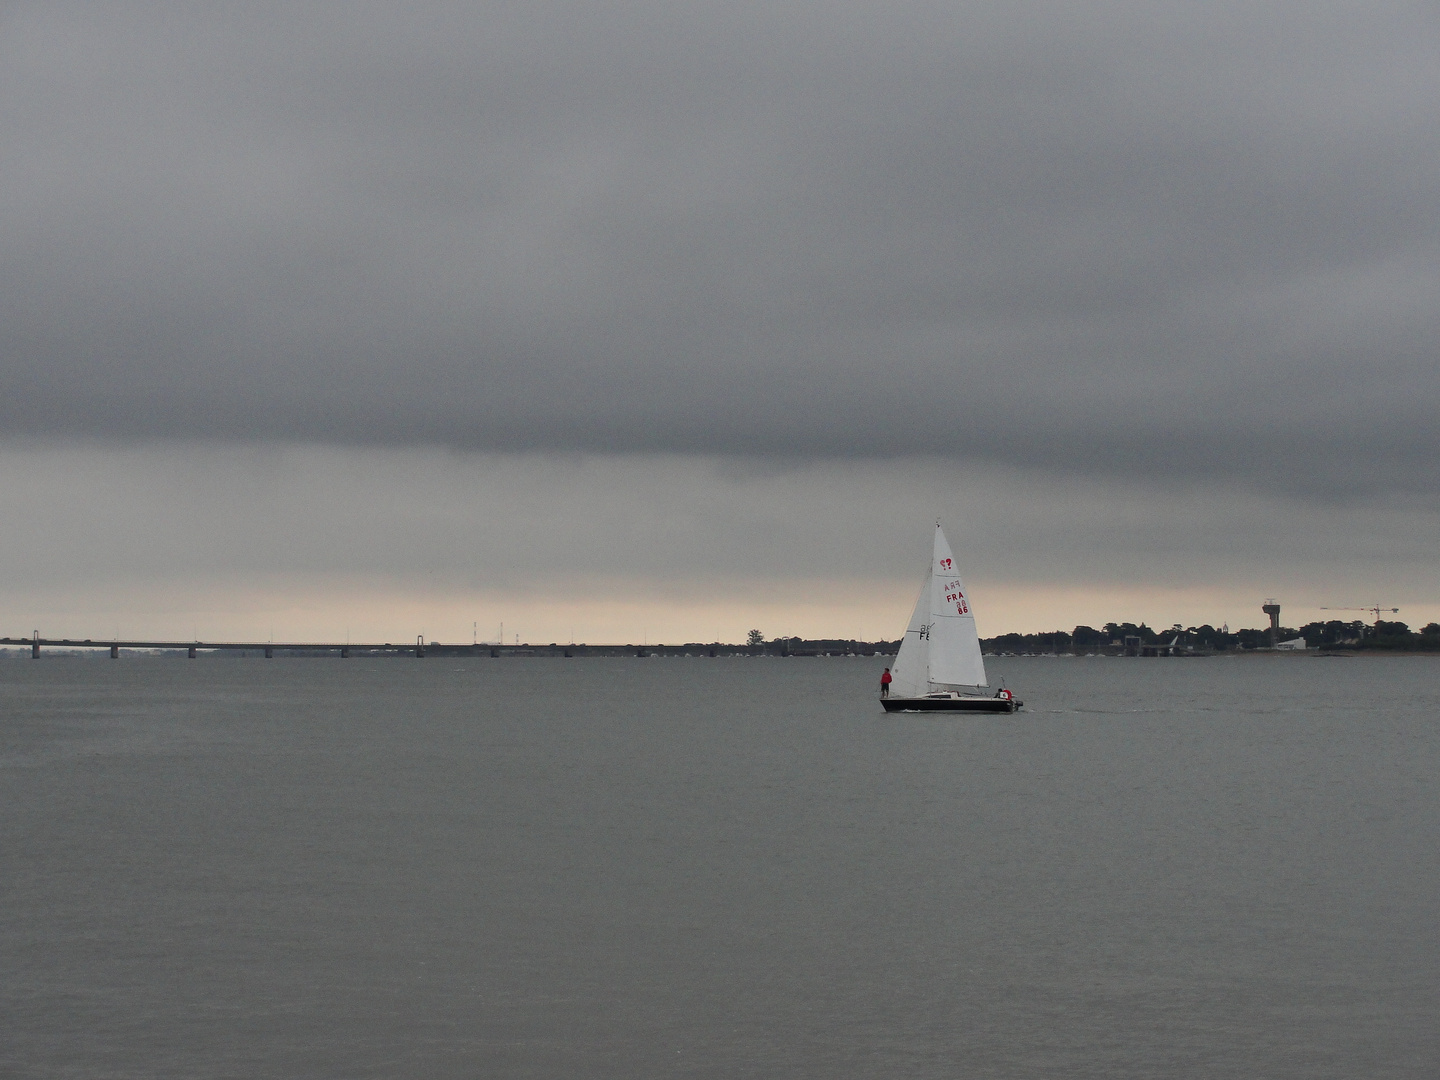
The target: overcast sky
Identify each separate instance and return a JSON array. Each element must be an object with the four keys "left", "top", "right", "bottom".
[{"left": 2, "top": 2, "right": 1437, "bottom": 642}]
